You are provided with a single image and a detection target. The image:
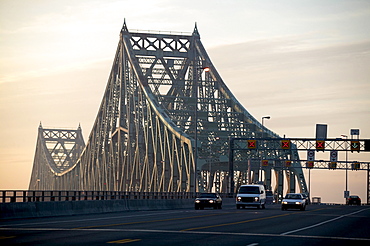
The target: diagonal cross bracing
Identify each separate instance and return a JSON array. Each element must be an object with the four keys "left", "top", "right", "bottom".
[
  {"left": 28, "top": 124, "right": 85, "bottom": 190},
  {"left": 29, "top": 21, "right": 307, "bottom": 196}
]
